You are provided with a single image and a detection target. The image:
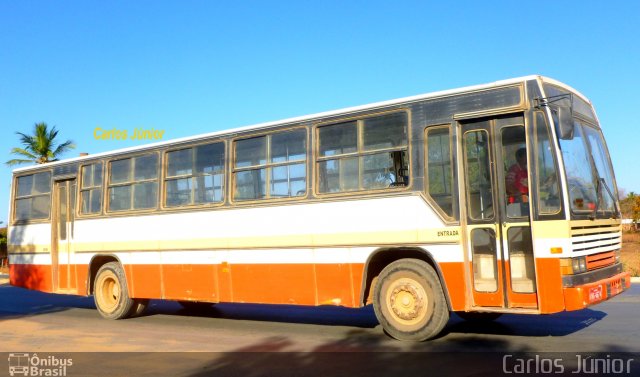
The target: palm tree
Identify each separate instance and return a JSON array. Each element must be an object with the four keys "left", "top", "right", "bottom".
[{"left": 6, "top": 122, "right": 75, "bottom": 166}]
